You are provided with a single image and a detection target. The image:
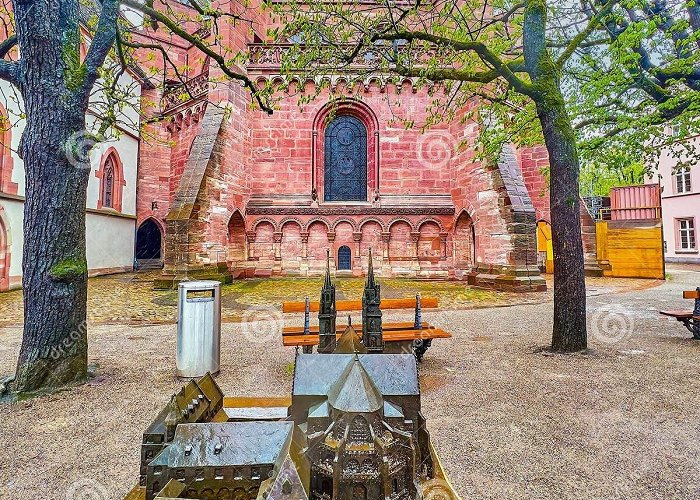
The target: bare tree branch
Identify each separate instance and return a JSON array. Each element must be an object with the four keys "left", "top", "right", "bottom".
[
  {"left": 121, "top": 0, "right": 273, "bottom": 113},
  {"left": 0, "top": 33, "right": 16, "bottom": 58},
  {"left": 373, "top": 30, "right": 534, "bottom": 96},
  {"left": 78, "top": 0, "right": 120, "bottom": 103},
  {"left": 555, "top": 0, "right": 618, "bottom": 67}
]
